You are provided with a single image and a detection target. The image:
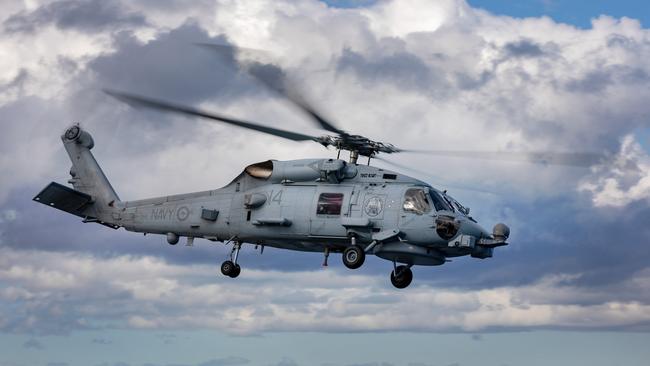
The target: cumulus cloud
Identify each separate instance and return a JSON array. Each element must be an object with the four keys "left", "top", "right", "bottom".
[
  {"left": 2, "top": 0, "right": 649, "bottom": 203},
  {"left": 0, "top": 68, "right": 28, "bottom": 100},
  {"left": 1, "top": 0, "right": 650, "bottom": 338},
  {"left": 88, "top": 23, "right": 245, "bottom": 104},
  {"left": 1, "top": 248, "right": 650, "bottom": 335},
  {"left": 3, "top": 0, "right": 146, "bottom": 34},
  {"left": 580, "top": 135, "right": 650, "bottom": 207}
]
